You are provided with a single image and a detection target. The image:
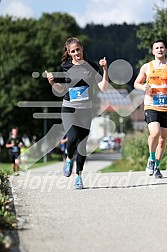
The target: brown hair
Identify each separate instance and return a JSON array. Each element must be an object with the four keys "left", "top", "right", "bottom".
[
  {"left": 152, "top": 38, "right": 167, "bottom": 49},
  {"left": 61, "top": 37, "right": 84, "bottom": 63}
]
